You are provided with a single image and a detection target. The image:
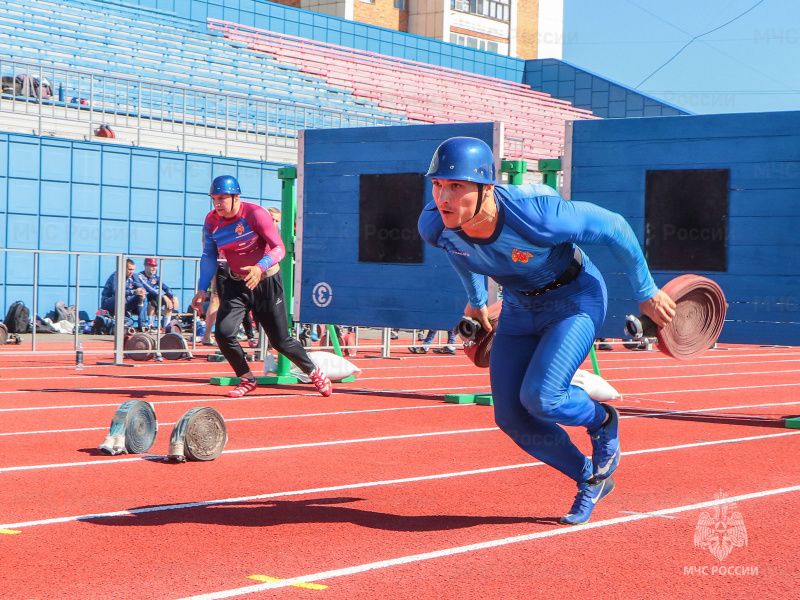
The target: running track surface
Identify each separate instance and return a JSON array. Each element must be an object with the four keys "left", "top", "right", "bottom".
[{"left": 2, "top": 341, "right": 799, "bottom": 599}]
